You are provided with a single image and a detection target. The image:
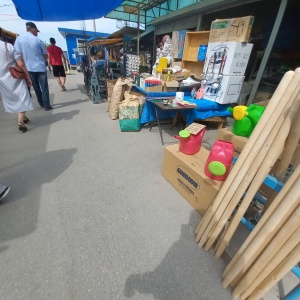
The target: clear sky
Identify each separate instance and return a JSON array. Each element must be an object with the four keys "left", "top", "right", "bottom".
[{"left": 0, "top": 0, "right": 119, "bottom": 51}]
